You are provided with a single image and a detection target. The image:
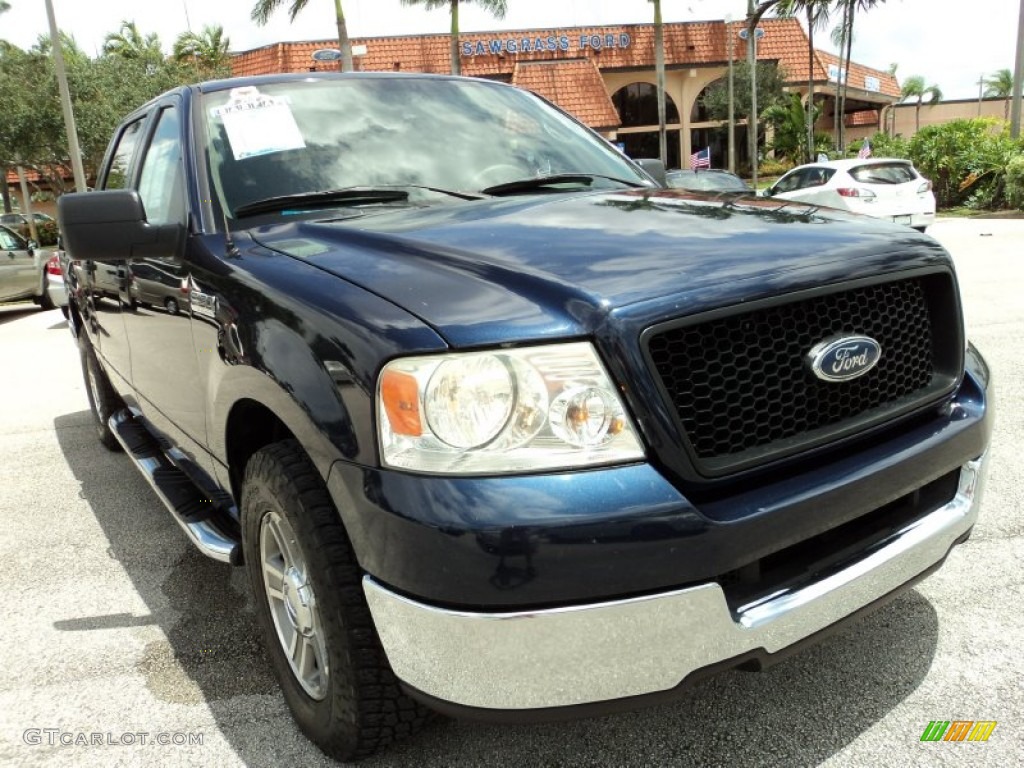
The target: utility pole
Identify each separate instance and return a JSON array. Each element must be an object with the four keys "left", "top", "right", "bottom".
[
  {"left": 745, "top": 0, "right": 759, "bottom": 187},
  {"left": 977, "top": 75, "right": 984, "bottom": 116},
  {"left": 726, "top": 16, "right": 736, "bottom": 173},
  {"left": 654, "top": 0, "right": 668, "bottom": 168},
  {"left": 1012, "top": 0, "right": 1024, "bottom": 138},
  {"left": 44, "top": 0, "right": 87, "bottom": 193}
]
